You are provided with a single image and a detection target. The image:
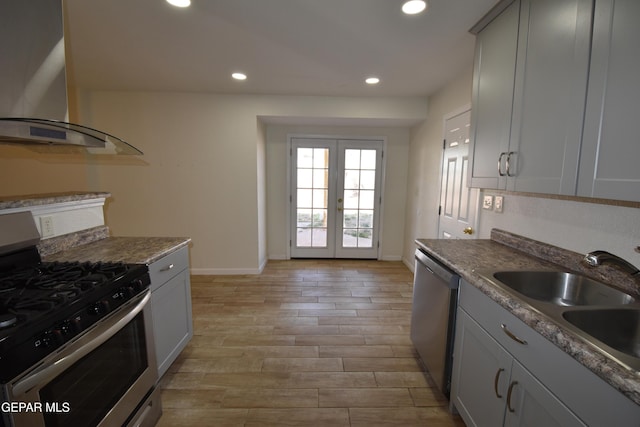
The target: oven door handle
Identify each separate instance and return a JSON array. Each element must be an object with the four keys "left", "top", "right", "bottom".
[{"left": 12, "top": 291, "right": 151, "bottom": 396}]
